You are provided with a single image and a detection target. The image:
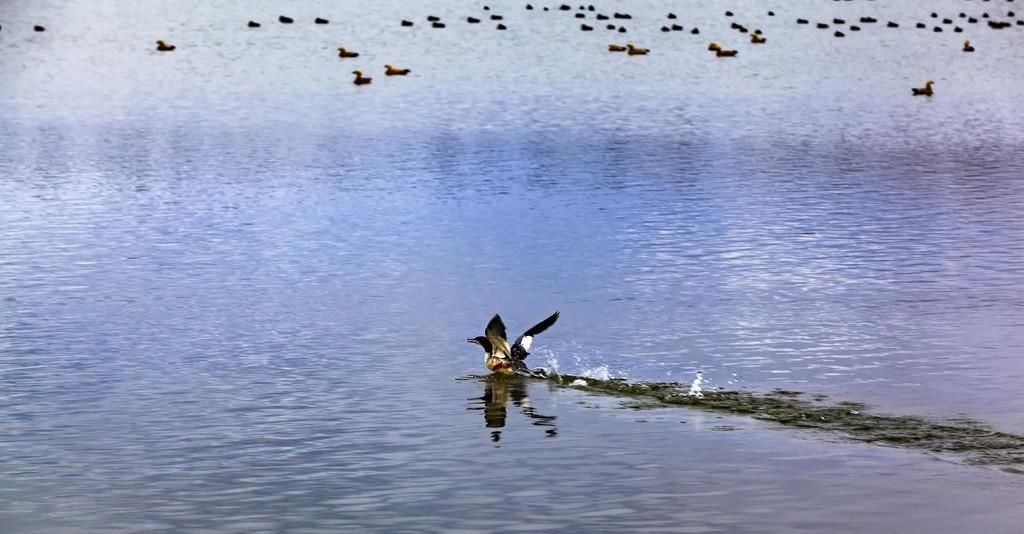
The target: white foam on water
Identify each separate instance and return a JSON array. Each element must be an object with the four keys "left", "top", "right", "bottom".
[{"left": 570, "top": 379, "right": 588, "bottom": 387}]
